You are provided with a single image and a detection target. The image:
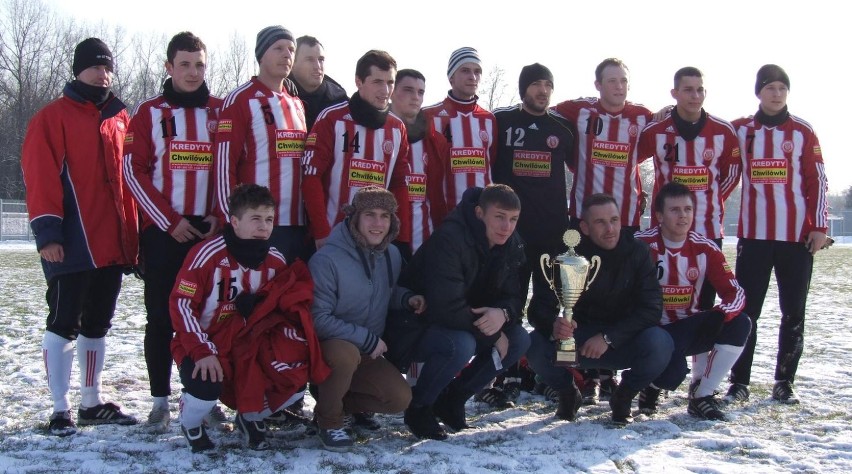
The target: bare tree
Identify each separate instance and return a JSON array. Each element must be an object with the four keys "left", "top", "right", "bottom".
[
  {"left": 478, "top": 65, "right": 514, "bottom": 111},
  {"left": 207, "top": 31, "right": 250, "bottom": 97},
  {"left": 0, "top": 0, "right": 75, "bottom": 198},
  {"left": 122, "top": 32, "right": 168, "bottom": 111}
]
